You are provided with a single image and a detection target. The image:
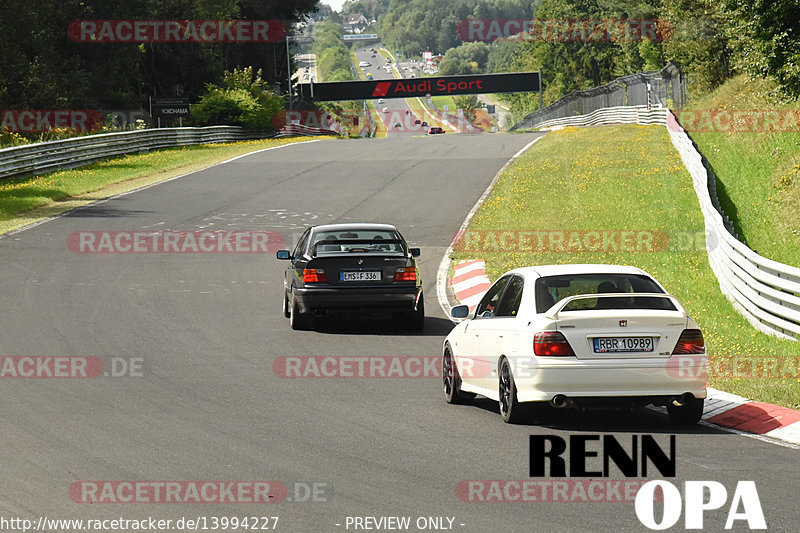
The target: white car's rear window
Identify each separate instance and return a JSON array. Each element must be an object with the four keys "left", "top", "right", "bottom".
[{"left": 535, "top": 273, "right": 666, "bottom": 313}]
